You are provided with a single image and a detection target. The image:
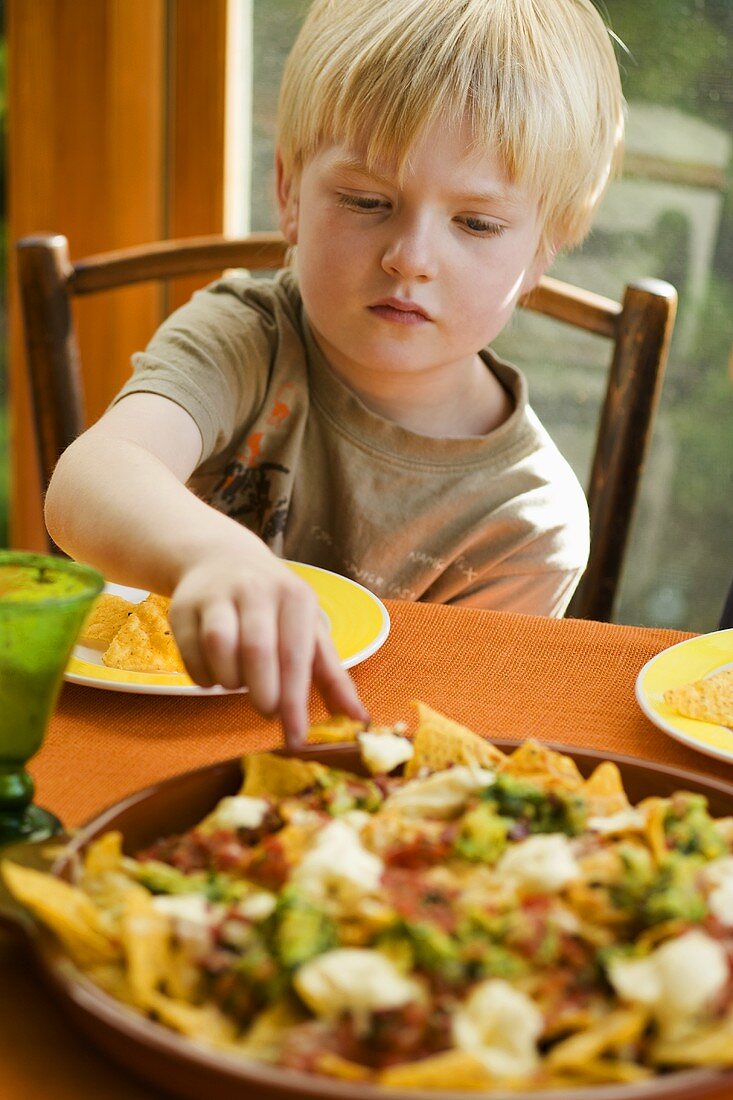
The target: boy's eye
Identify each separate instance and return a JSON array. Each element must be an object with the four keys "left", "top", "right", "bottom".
[
  {"left": 337, "top": 193, "right": 388, "bottom": 212},
  {"left": 460, "top": 216, "right": 506, "bottom": 237}
]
